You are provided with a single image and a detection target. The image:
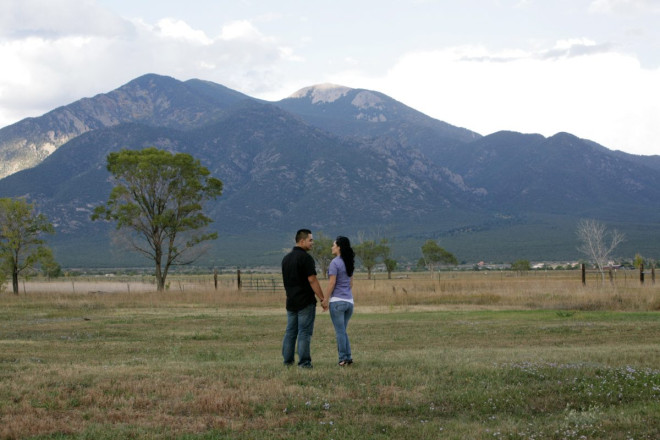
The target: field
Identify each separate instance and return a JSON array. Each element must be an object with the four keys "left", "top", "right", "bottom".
[{"left": 1, "top": 271, "right": 660, "bottom": 439}]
